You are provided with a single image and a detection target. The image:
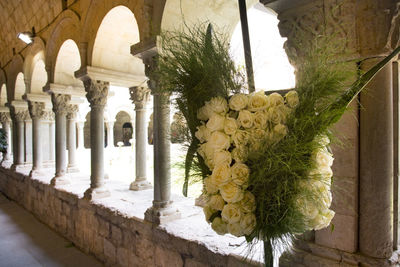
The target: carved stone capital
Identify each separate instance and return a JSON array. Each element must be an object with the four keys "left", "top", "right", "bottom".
[
  {"left": 129, "top": 86, "right": 151, "bottom": 107},
  {"left": 43, "top": 111, "right": 55, "bottom": 121},
  {"left": 51, "top": 94, "right": 71, "bottom": 116},
  {"left": 83, "top": 79, "right": 109, "bottom": 108},
  {"left": 0, "top": 112, "right": 11, "bottom": 123},
  {"left": 14, "top": 110, "right": 28, "bottom": 122},
  {"left": 66, "top": 105, "right": 79, "bottom": 120},
  {"left": 28, "top": 102, "right": 46, "bottom": 120}
]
